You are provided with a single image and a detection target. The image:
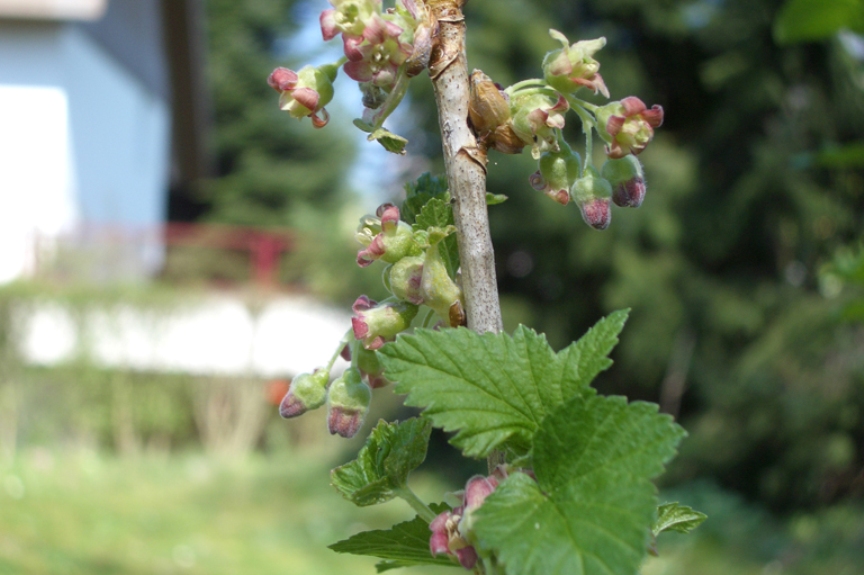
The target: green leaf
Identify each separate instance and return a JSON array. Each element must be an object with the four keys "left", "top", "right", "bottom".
[
  {"left": 402, "top": 173, "right": 449, "bottom": 225},
  {"left": 369, "top": 128, "right": 408, "bottom": 155},
  {"left": 774, "top": 0, "right": 864, "bottom": 44},
  {"left": 652, "top": 503, "right": 707, "bottom": 536},
  {"left": 486, "top": 192, "right": 508, "bottom": 205},
  {"left": 414, "top": 198, "right": 460, "bottom": 279},
  {"left": 329, "top": 503, "right": 456, "bottom": 570},
  {"left": 473, "top": 394, "right": 686, "bottom": 575},
  {"left": 379, "top": 312, "right": 627, "bottom": 458},
  {"left": 331, "top": 418, "right": 432, "bottom": 506},
  {"left": 560, "top": 309, "right": 630, "bottom": 398}
]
